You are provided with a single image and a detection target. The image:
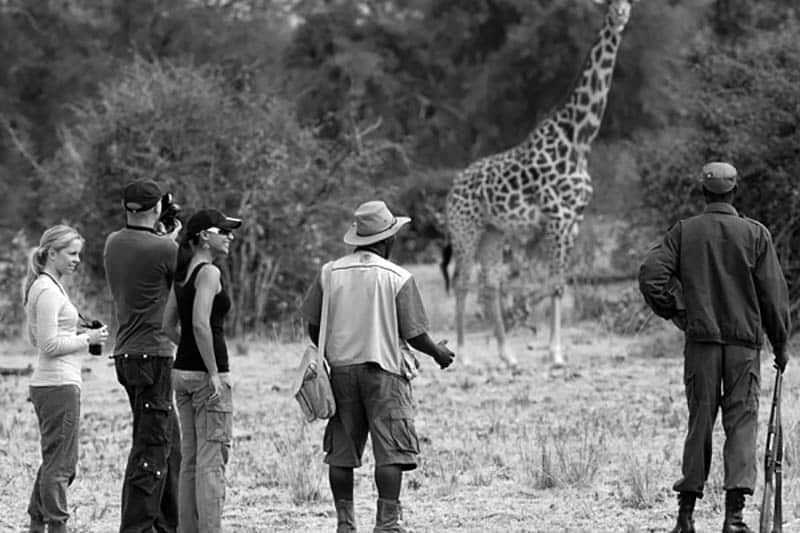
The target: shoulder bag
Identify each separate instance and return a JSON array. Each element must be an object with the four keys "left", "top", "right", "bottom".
[{"left": 292, "top": 264, "right": 336, "bottom": 422}]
